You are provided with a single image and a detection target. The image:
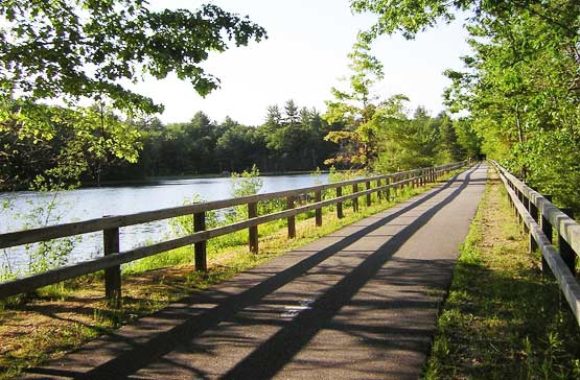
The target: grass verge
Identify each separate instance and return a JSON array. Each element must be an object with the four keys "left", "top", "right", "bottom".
[
  {"left": 424, "top": 169, "right": 580, "bottom": 379},
  {"left": 0, "top": 170, "right": 460, "bottom": 379}
]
